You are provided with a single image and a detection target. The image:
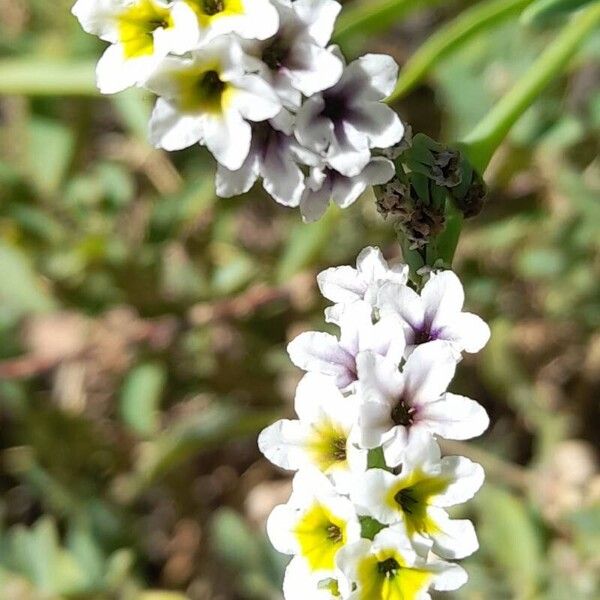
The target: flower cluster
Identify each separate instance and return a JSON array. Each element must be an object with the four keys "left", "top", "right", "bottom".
[
  {"left": 259, "top": 246, "right": 491, "bottom": 599},
  {"left": 72, "top": 0, "right": 404, "bottom": 220}
]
